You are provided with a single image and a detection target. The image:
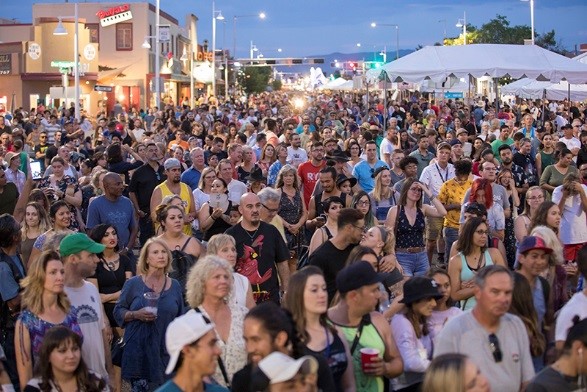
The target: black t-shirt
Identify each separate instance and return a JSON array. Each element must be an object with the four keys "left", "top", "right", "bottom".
[
  {"left": 127, "top": 163, "right": 166, "bottom": 212},
  {"left": 225, "top": 222, "right": 289, "bottom": 304},
  {"left": 0, "top": 182, "right": 18, "bottom": 215},
  {"left": 308, "top": 241, "right": 356, "bottom": 303},
  {"left": 525, "top": 366, "right": 578, "bottom": 392}
]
